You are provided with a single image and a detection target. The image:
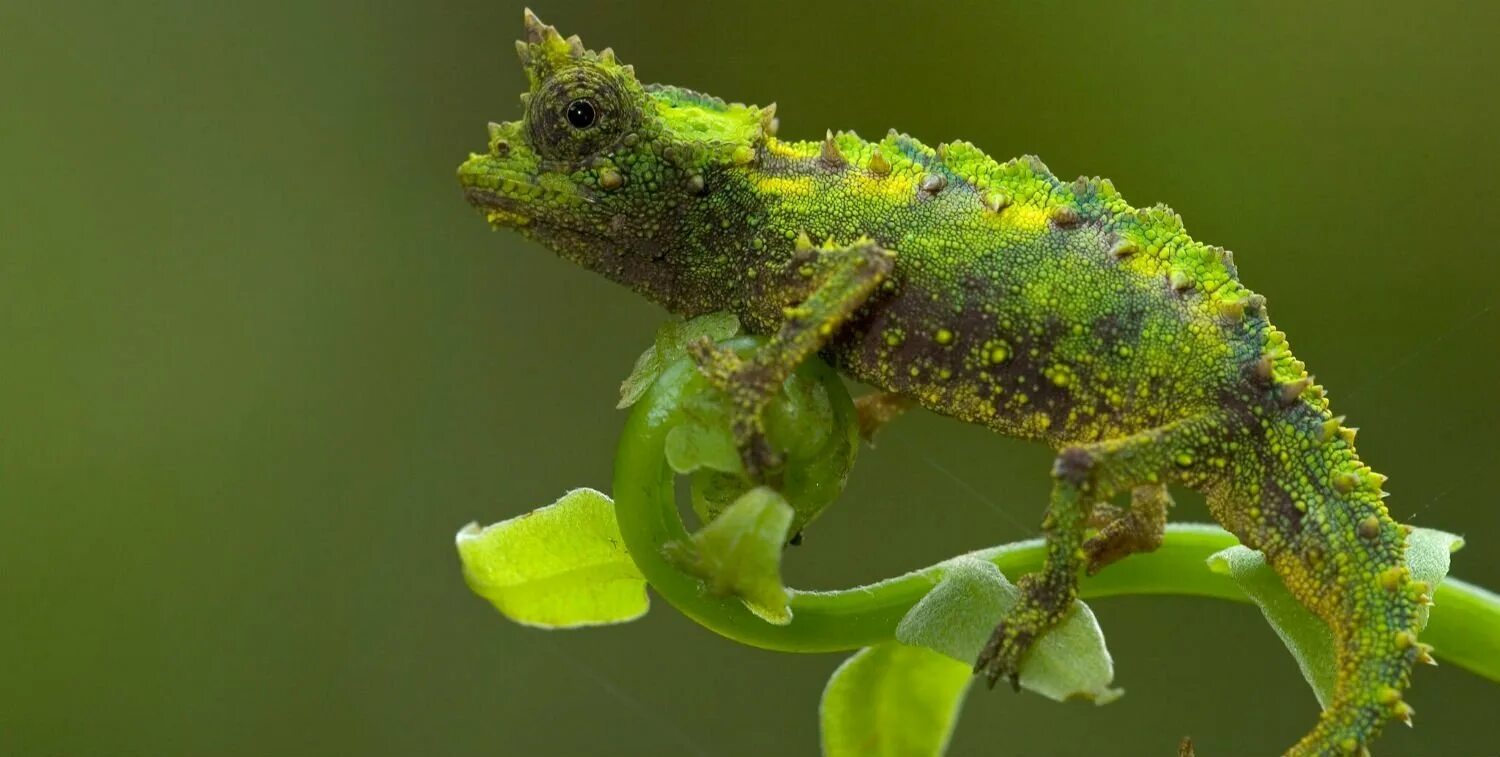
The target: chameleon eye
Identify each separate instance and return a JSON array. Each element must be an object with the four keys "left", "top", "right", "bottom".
[
  {"left": 566, "top": 99, "right": 597, "bottom": 129},
  {"left": 526, "top": 67, "right": 638, "bottom": 160}
]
